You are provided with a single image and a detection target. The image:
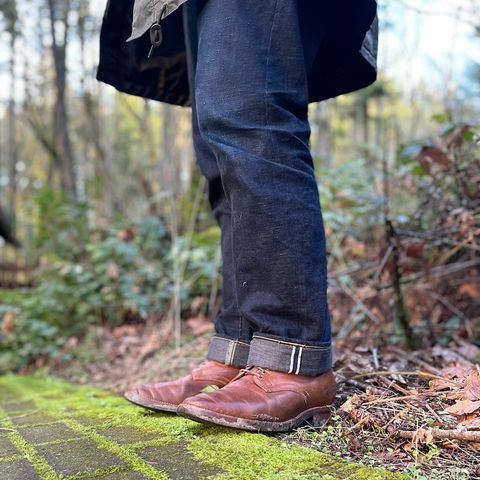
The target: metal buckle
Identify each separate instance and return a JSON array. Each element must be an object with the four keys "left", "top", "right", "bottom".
[{"left": 148, "top": 6, "right": 167, "bottom": 58}]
